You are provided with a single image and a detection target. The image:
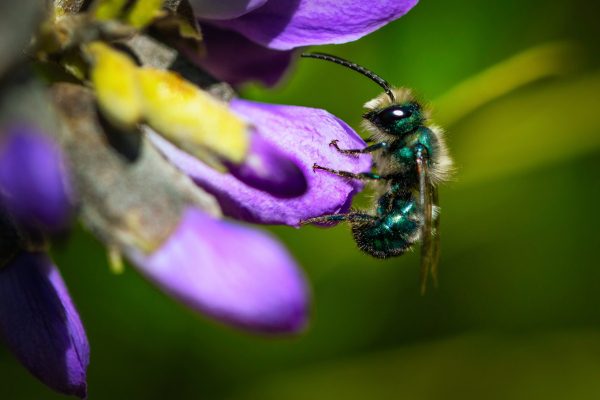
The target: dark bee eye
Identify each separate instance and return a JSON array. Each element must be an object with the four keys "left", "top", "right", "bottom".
[{"left": 377, "top": 106, "right": 412, "bottom": 124}]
